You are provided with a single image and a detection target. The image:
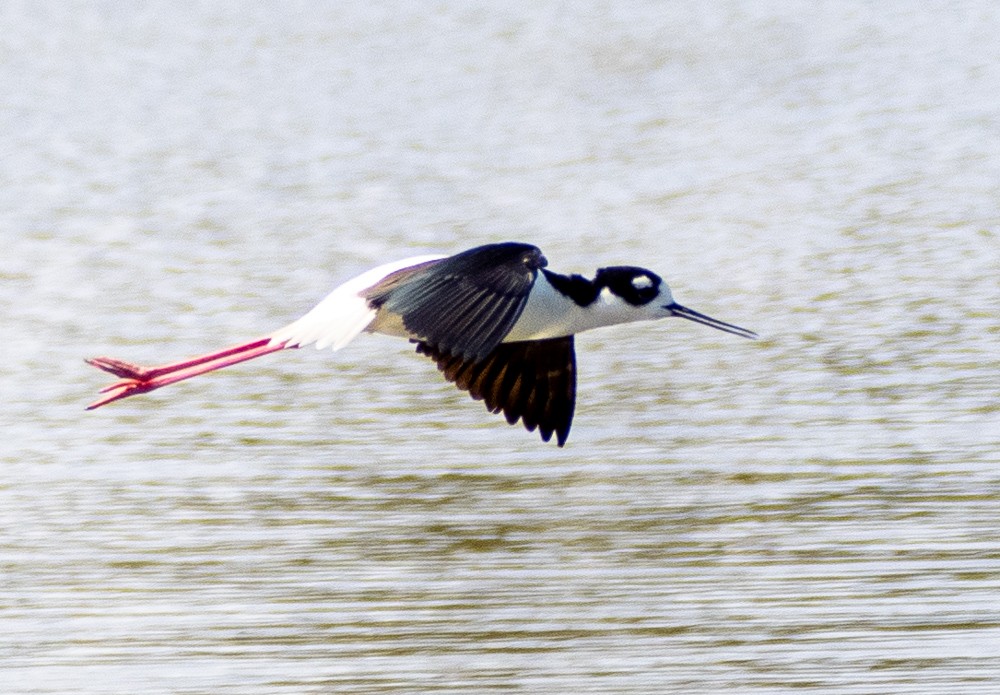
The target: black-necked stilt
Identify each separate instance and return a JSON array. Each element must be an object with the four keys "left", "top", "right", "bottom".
[{"left": 87, "top": 241, "right": 757, "bottom": 445}]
